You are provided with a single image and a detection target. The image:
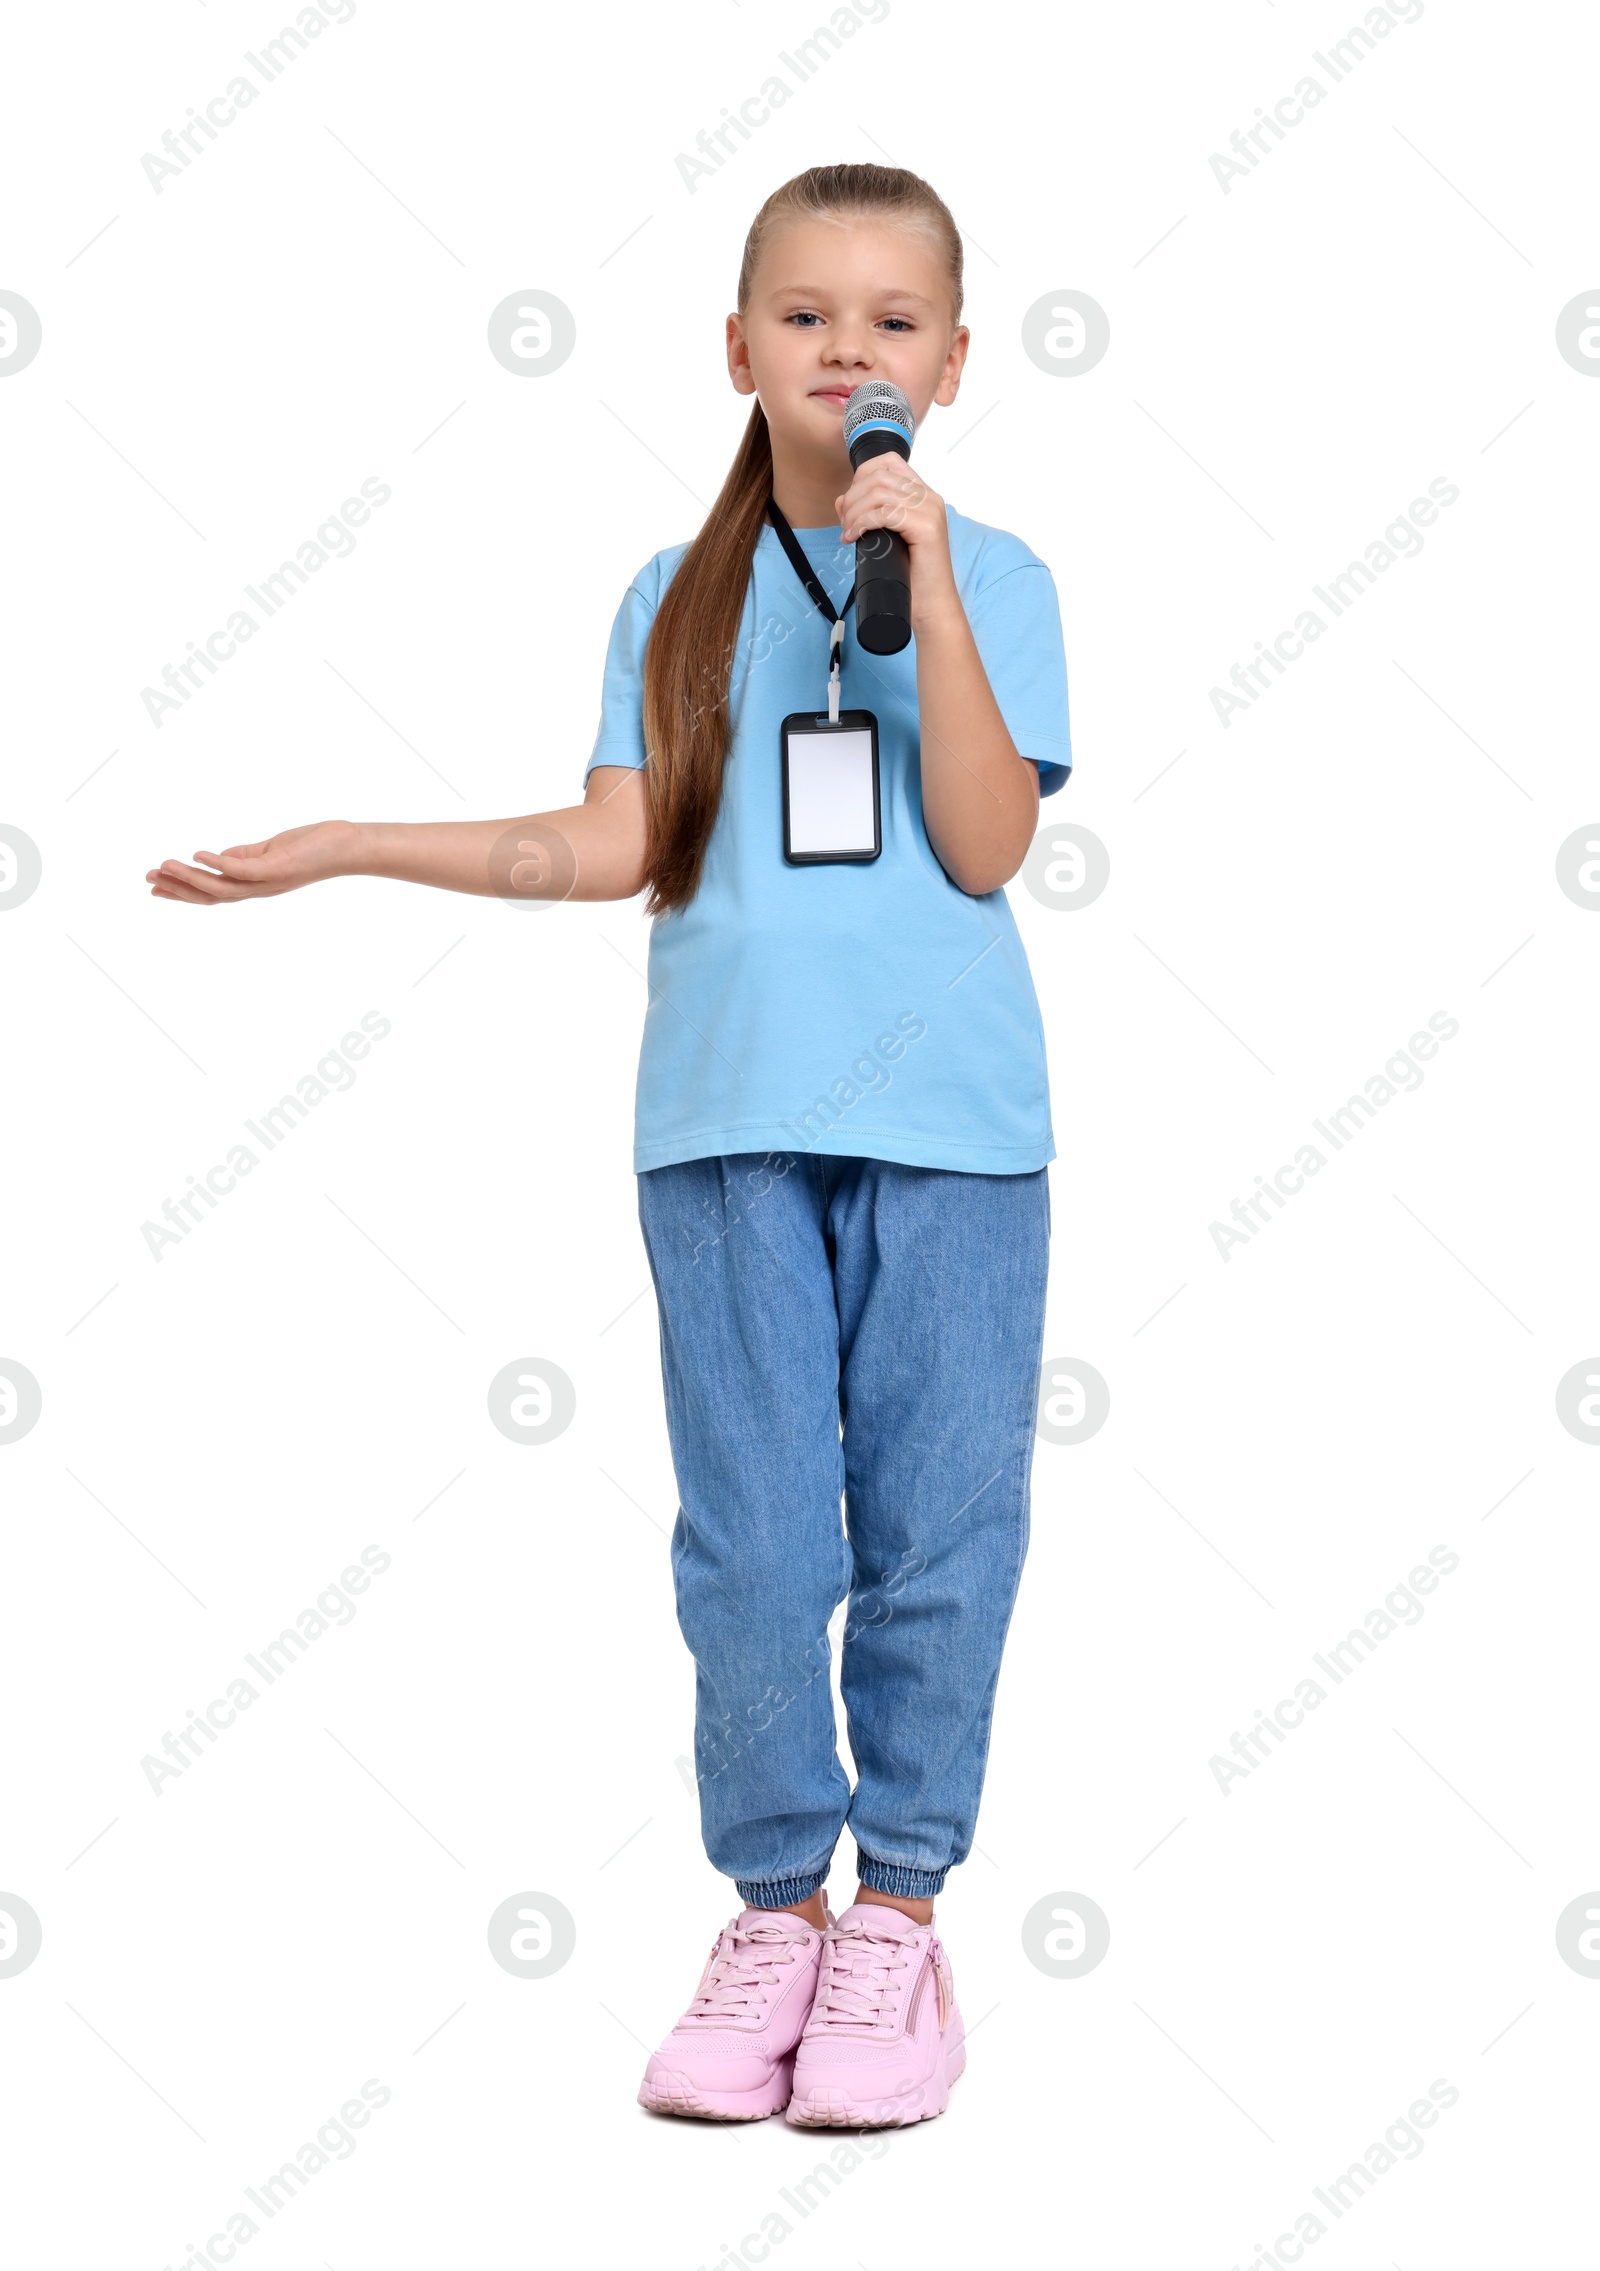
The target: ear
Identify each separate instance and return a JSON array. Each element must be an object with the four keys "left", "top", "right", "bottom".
[
  {"left": 727, "top": 312, "right": 757, "bottom": 396},
  {"left": 932, "top": 325, "right": 970, "bottom": 409}
]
